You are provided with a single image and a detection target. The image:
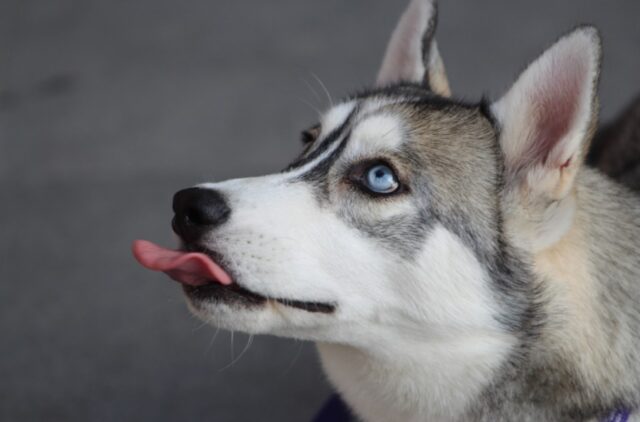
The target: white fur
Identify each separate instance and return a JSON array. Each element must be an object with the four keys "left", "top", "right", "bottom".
[
  {"left": 346, "top": 113, "right": 406, "bottom": 158},
  {"left": 319, "top": 101, "right": 356, "bottom": 138}
]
